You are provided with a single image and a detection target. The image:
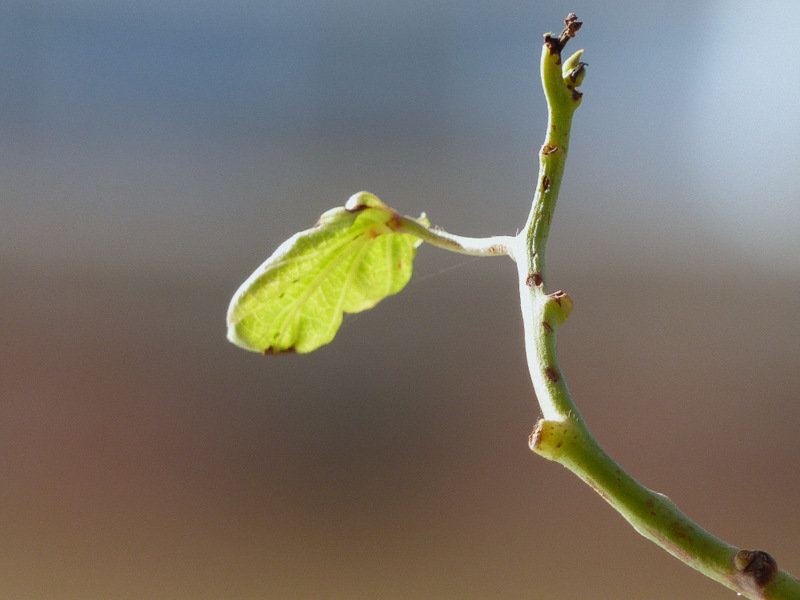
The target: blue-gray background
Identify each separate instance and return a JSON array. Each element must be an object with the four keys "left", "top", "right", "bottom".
[{"left": 2, "top": 2, "right": 799, "bottom": 598}]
